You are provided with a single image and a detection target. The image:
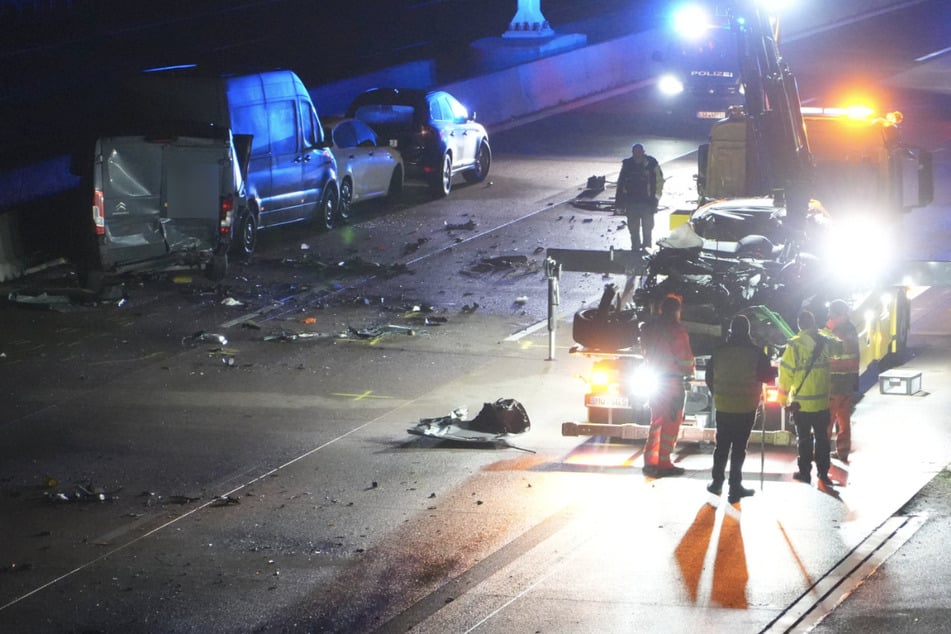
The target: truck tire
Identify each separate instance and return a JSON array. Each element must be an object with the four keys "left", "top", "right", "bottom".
[
  {"left": 387, "top": 165, "right": 404, "bottom": 199},
  {"left": 315, "top": 185, "right": 339, "bottom": 232},
  {"left": 231, "top": 208, "right": 258, "bottom": 260},
  {"left": 78, "top": 267, "right": 105, "bottom": 294},
  {"left": 206, "top": 253, "right": 228, "bottom": 281},
  {"left": 572, "top": 308, "right": 639, "bottom": 351},
  {"left": 338, "top": 177, "right": 354, "bottom": 223}
]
